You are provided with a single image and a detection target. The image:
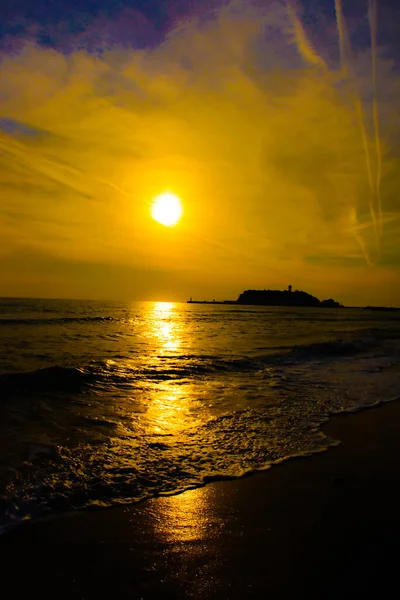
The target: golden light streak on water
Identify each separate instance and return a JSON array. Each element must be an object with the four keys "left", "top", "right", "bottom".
[{"left": 151, "top": 486, "right": 215, "bottom": 544}]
